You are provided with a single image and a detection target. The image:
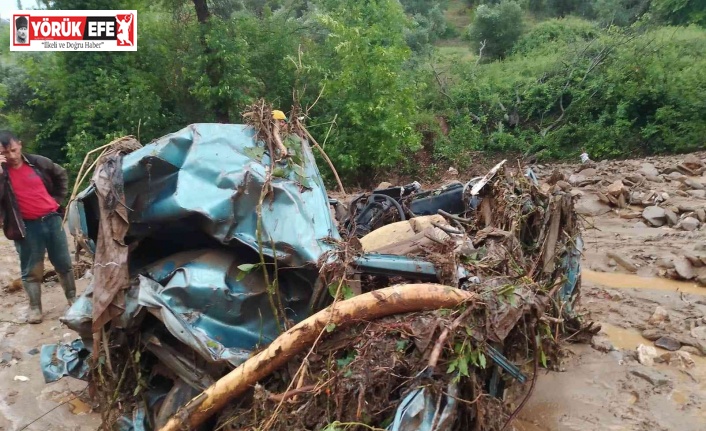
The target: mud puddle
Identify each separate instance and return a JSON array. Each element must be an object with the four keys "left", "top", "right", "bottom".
[{"left": 583, "top": 270, "right": 704, "bottom": 295}]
